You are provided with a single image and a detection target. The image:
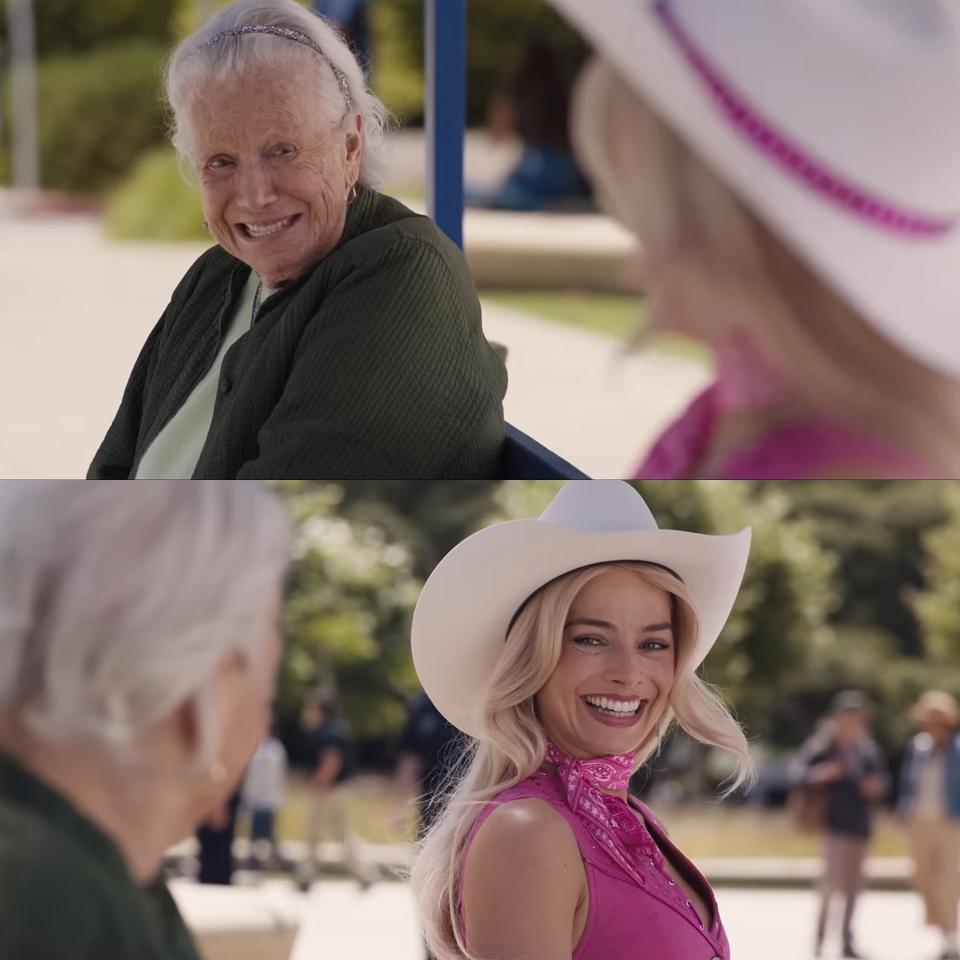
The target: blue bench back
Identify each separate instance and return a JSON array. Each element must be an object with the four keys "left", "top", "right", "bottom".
[{"left": 499, "top": 423, "right": 590, "bottom": 479}]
